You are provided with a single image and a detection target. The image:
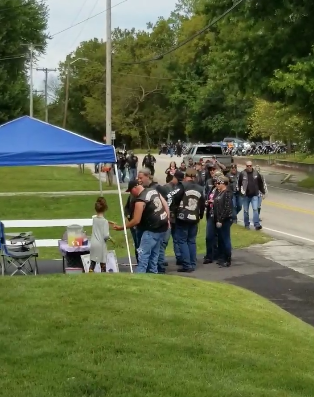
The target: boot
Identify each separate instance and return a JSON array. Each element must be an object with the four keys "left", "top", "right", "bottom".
[{"left": 219, "top": 256, "right": 231, "bottom": 268}]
